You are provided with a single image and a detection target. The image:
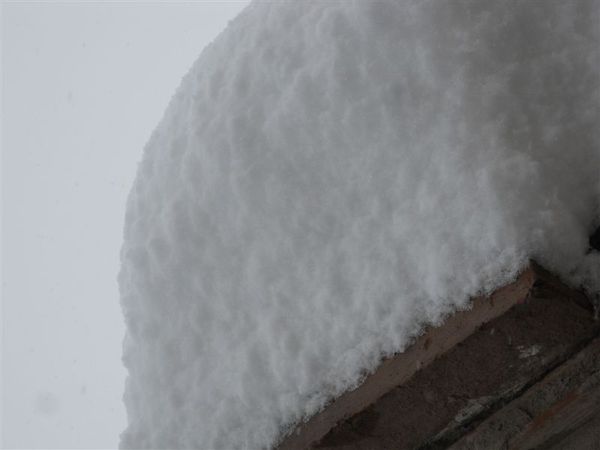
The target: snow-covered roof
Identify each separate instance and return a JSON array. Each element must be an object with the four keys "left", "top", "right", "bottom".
[{"left": 119, "top": 1, "right": 600, "bottom": 448}]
